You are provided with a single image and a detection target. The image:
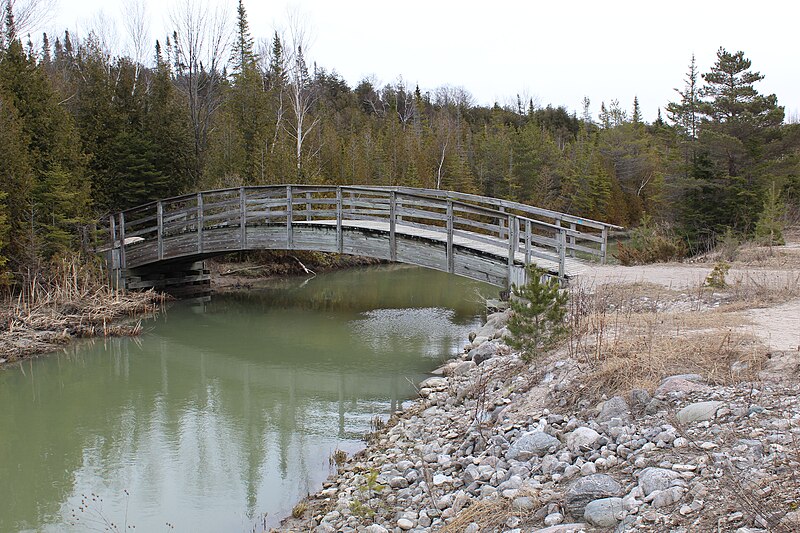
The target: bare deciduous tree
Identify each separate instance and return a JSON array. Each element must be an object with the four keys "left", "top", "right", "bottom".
[
  {"left": 170, "top": 0, "right": 232, "bottom": 174},
  {"left": 1, "top": 0, "right": 55, "bottom": 37},
  {"left": 121, "top": 0, "right": 149, "bottom": 93},
  {"left": 284, "top": 10, "right": 319, "bottom": 180}
]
